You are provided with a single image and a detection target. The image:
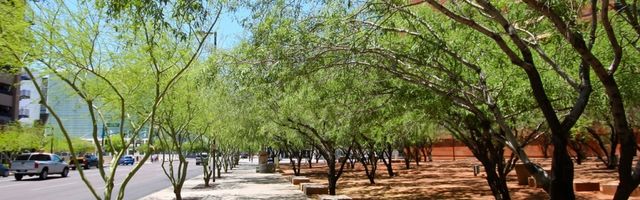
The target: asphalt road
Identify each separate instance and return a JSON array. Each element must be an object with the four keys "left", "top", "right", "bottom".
[{"left": 0, "top": 158, "right": 203, "bottom": 200}]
